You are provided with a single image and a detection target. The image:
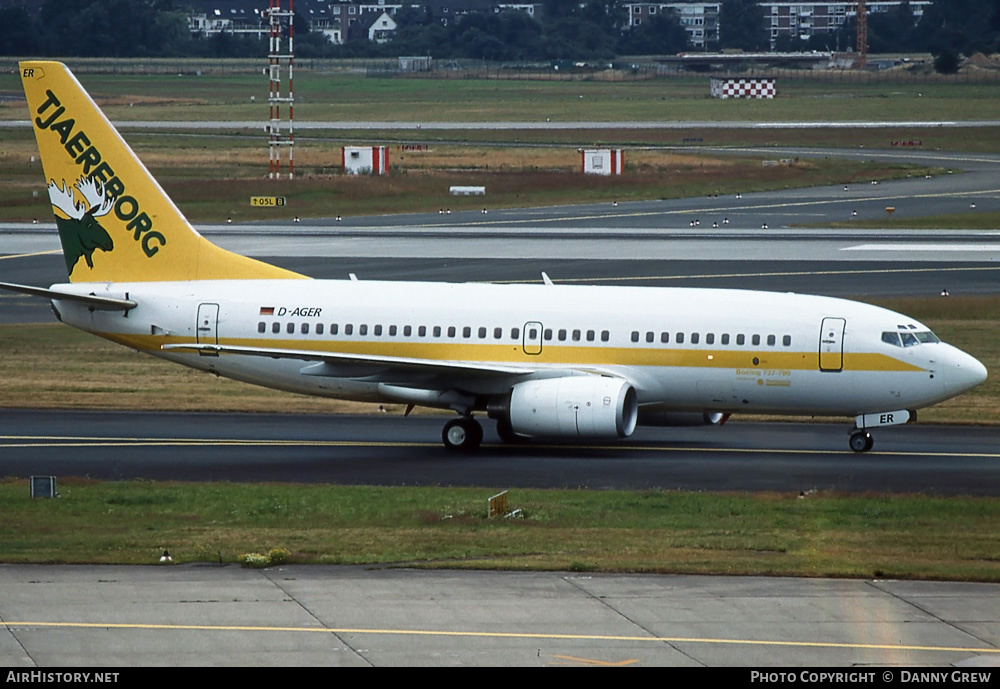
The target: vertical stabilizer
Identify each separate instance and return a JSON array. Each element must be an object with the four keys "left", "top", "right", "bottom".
[{"left": 20, "top": 61, "right": 305, "bottom": 283}]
